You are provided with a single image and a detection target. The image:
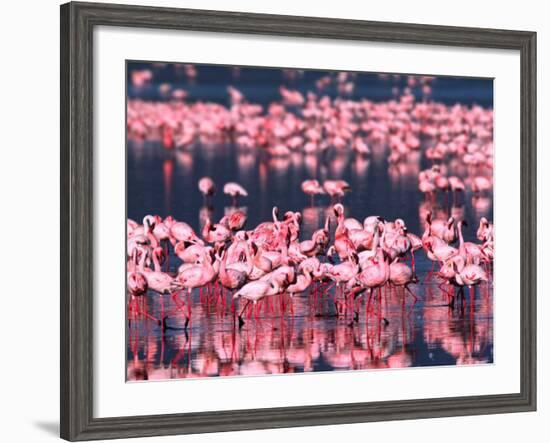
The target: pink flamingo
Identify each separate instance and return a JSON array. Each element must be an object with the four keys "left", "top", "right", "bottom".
[
  {"left": 354, "top": 249, "right": 390, "bottom": 324},
  {"left": 170, "top": 221, "right": 202, "bottom": 246},
  {"left": 471, "top": 176, "right": 492, "bottom": 195},
  {"left": 323, "top": 180, "right": 350, "bottom": 201},
  {"left": 135, "top": 246, "right": 180, "bottom": 329},
  {"left": 175, "top": 251, "right": 218, "bottom": 317},
  {"left": 174, "top": 242, "right": 208, "bottom": 265},
  {"left": 332, "top": 204, "right": 356, "bottom": 260},
  {"left": 287, "top": 265, "right": 314, "bottom": 297},
  {"left": 223, "top": 182, "right": 248, "bottom": 206},
  {"left": 221, "top": 210, "right": 247, "bottom": 231},
  {"left": 477, "top": 217, "right": 493, "bottom": 242},
  {"left": 202, "top": 217, "right": 231, "bottom": 244},
  {"left": 198, "top": 176, "right": 215, "bottom": 202},
  {"left": 424, "top": 237, "right": 458, "bottom": 264},
  {"left": 448, "top": 176, "right": 465, "bottom": 201},
  {"left": 301, "top": 179, "right": 325, "bottom": 203},
  {"left": 217, "top": 249, "right": 248, "bottom": 291},
  {"left": 233, "top": 279, "right": 282, "bottom": 327},
  {"left": 457, "top": 220, "right": 488, "bottom": 264},
  {"left": 389, "top": 259, "right": 418, "bottom": 302}
]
